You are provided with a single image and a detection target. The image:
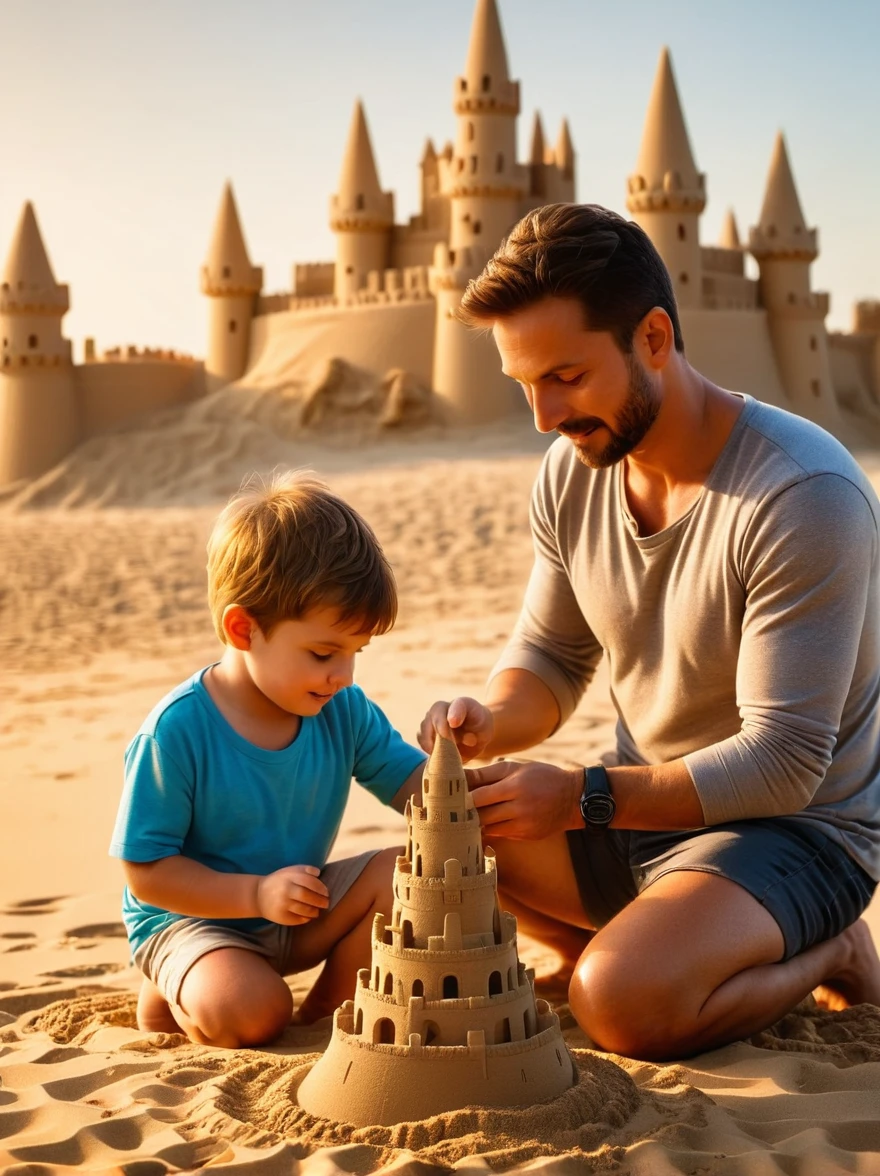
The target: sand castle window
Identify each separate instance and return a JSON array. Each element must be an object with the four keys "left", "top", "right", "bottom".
[
  {"left": 467, "top": 122, "right": 474, "bottom": 141},
  {"left": 374, "top": 965, "right": 380, "bottom": 988},
  {"left": 423, "top": 1020, "right": 439, "bottom": 1045},
  {"left": 354, "top": 1008, "right": 363, "bottom": 1034},
  {"left": 402, "top": 920, "right": 414, "bottom": 947},
  {"left": 788, "top": 292, "right": 797, "bottom": 304},
  {"left": 811, "top": 379, "right": 821, "bottom": 397},
  {"left": 222, "top": 265, "right": 231, "bottom": 279},
  {"left": 473, "top": 220, "right": 482, "bottom": 235},
  {"left": 442, "top": 975, "right": 459, "bottom": 998},
  {"left": 460, "top": 78, "right": 466, "bottom": 92},
  {"left": 678, "top": 223, "right": 686, "bottom": 241},
  {"left": 28, "top": 334, "right": 38, "bottom": 348},
  {"left": 496, "top": 1017, "right": 512, "bottom": 1043},
  {"left": 356, "top": 194, "right": 365, "bottom": 211},
  {"left": 810, "top": 335, "right": 818, "bottom": 351},
  {"left": 496, "top": 153, "right": 504, "bottom": 172},
  {"left": 482, "top": 74, "right": 491, "bottom": 92},
  {"left": 489, "top": 970, "right": 503, "bottom": 996},
  {"left": 412, "top": 978, "right": 424, "bottom": 997},
  {"left": 415, "top": 854, "right": 422, "bottom": 875},
  {"left": 470, "top": 156, "right": 478, "bottom": 174},
  {"left": 383, "top": 972, "right": 394, "bottom": 995},
  {"left": 449, "top": 810, "right": 458, "bottom": 822},
  {"left": 374, "top": 1018, "right": 395, "bottom": 1045},
  {"left": 228, "top": 320, "right": 237, "bottom": 334}
]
